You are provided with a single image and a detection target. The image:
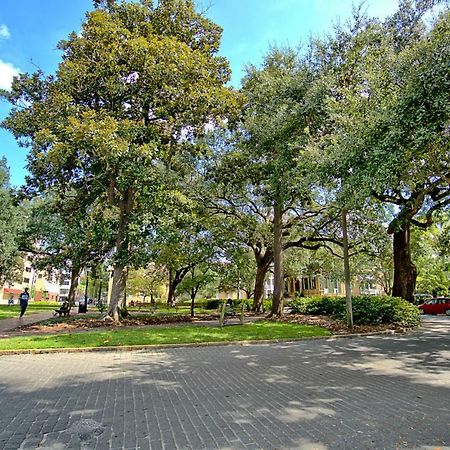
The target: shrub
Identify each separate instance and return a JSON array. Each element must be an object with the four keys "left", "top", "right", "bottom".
[
  {"left": 204, "top": 299, "right": 222, "bottom": 310},
  {"left": 238, "top": 298, "right": 272, "bottom": 312},
  {"left": 96, "top": 300, "right": 107, "bottom": 314},
  {"left": 290, "top": 296, "right": 343, "bottom": 316},
  {"left": 262, "top": 299, "right": 272, "bottom": 312},
  {"left": 290, "top": 295, "right": 419, "bottom": 327}
]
